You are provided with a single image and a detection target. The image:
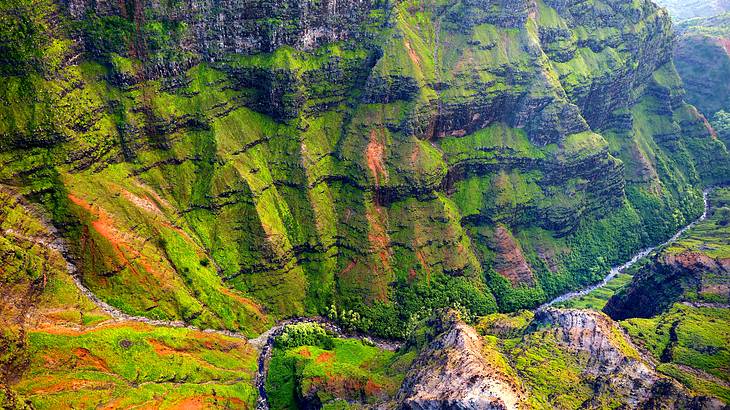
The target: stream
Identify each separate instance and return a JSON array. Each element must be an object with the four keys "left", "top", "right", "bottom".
[
  {"left": 539, "top": 189, "right": 710, "bottom": 309},
  {"left": 11, "top": 186, "right": 711, "bottom": 410}
]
